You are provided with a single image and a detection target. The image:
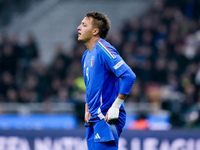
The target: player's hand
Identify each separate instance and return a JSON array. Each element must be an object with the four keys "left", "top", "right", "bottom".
[
  {"left": 105, "top": 106, "right": 119, "bottom": 123},
  {"left": 105, "top": 97, "right": 124, "bottom": 123},
  {"left": 85, "top": 111, "right": 91, "bottom": 125}
]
